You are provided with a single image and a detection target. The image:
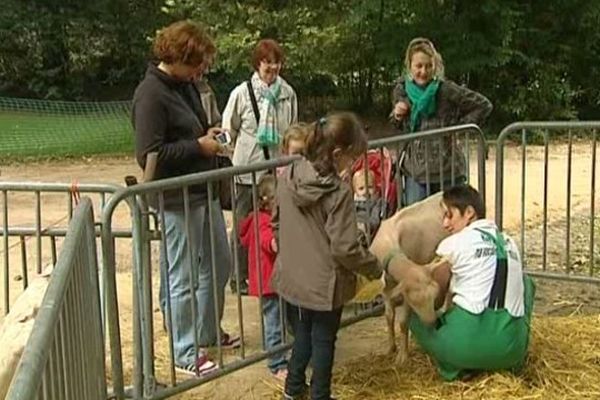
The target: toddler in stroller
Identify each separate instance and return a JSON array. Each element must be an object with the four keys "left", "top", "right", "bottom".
[
  {"left": 351, "top": 147, "right": 397, "bottom": 243},
  {"left": 350, "top": 147, "right": 397, "bottom": 305}
]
